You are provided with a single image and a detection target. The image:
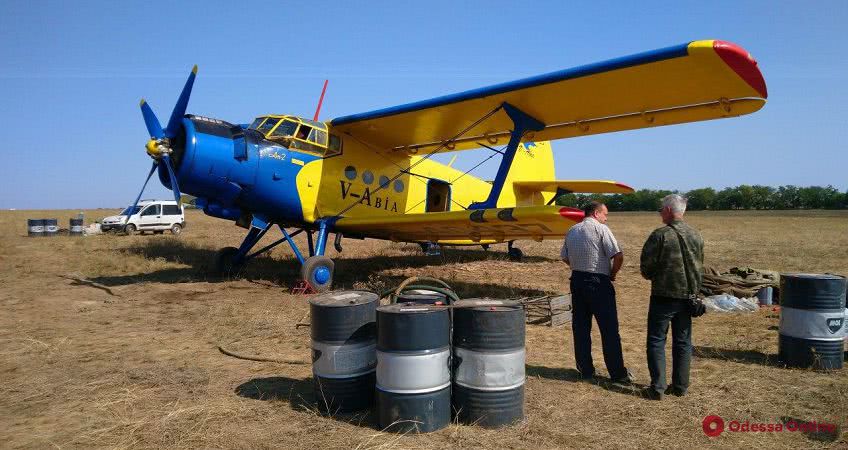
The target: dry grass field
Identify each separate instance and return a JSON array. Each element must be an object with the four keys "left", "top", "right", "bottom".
[{"left": 1, "top": 208, "right": 846, "bottom": 449}]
